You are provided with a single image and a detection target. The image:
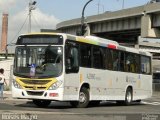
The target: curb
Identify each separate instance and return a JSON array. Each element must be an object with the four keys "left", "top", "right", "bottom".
[
  {"left": 3, "top": 91, "right": 28, "bottom": 101},
  {"left": 4, "top": 91, "right": 11, "bottom": 94}
]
